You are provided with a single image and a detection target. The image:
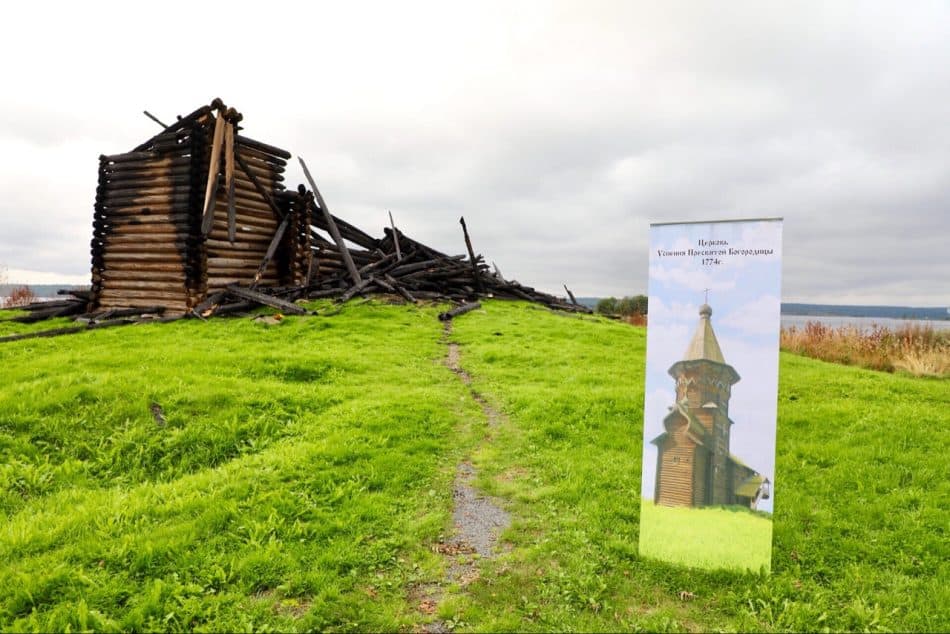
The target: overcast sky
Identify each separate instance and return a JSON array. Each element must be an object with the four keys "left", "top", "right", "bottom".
[{"left": 1, "top": 1, "right": 947, "bottom": 305}]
